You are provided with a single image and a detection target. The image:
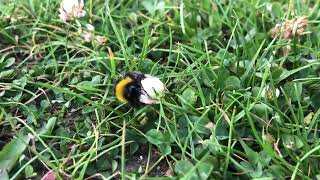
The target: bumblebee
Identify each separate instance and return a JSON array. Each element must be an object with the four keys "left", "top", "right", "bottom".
[{"left": 114, "top": 72, "right": 165, "bottom": 105}]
